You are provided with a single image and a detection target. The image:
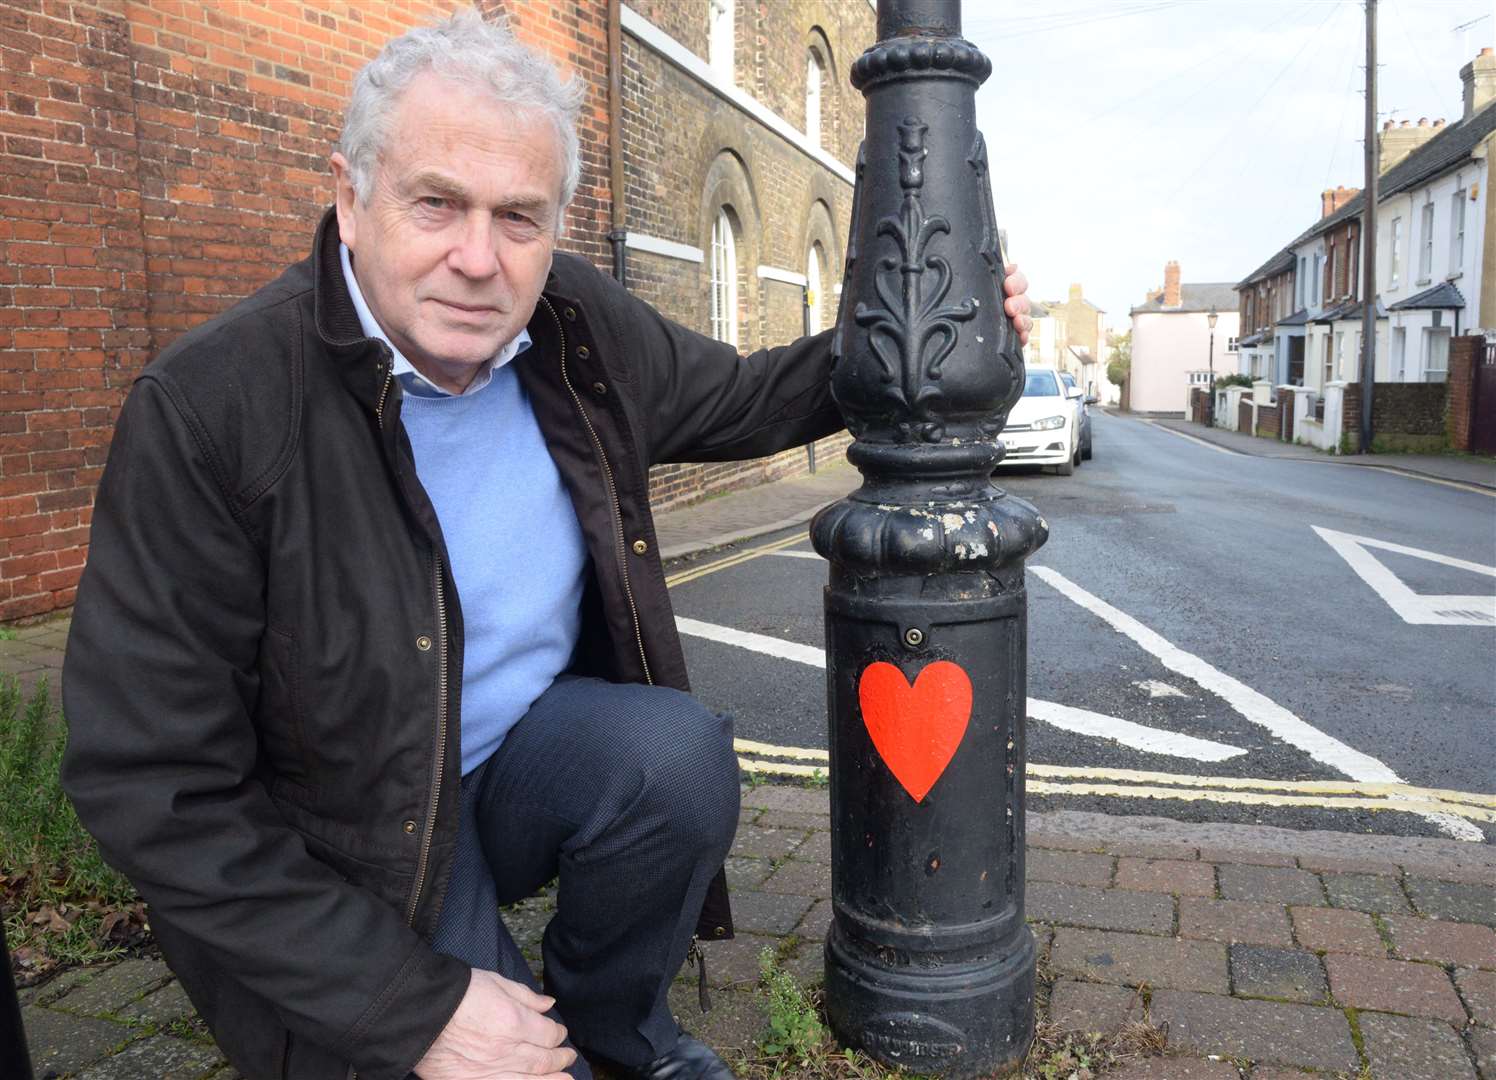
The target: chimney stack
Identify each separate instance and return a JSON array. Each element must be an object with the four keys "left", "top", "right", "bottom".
[
  {"left": 1163, "top": 261, "right": 1181, "bottom": 307},
  {"left": 1068, "top": 283, "right": 1083, "bottom": 302},
  {"left": 1461, "top": 47, "right": 1496, "bottom": 120},
  {"left": 1379, "top": 116, "right": 1442, "bottom": 173},
  {"left": 1320, "top": 185, "right": 1360, "bottom": 217}
]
